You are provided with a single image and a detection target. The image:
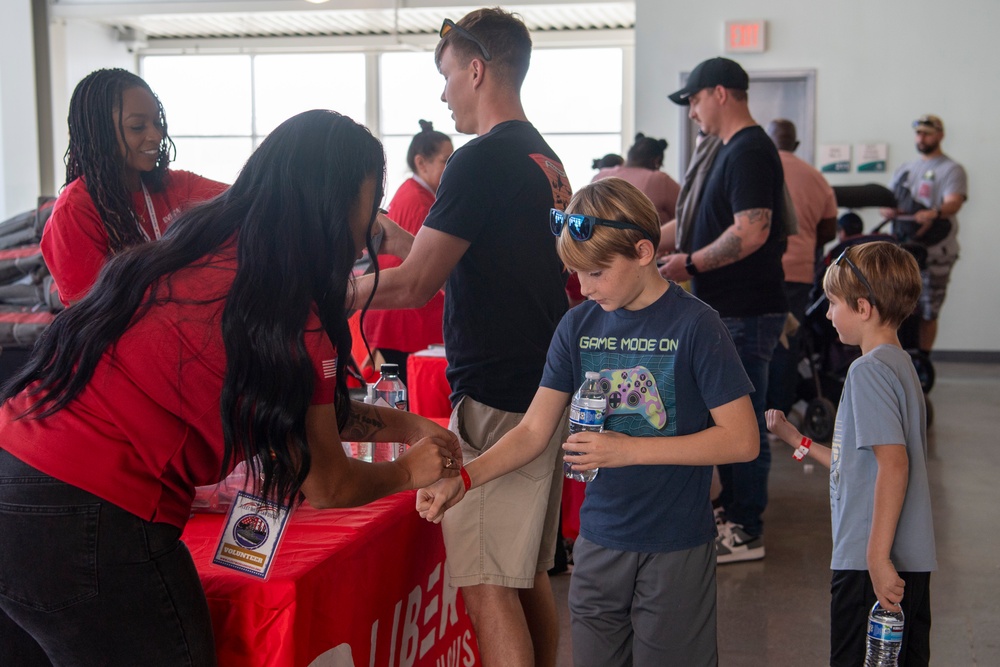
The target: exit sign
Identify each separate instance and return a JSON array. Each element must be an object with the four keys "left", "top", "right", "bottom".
[{"left": 725, "top": 20, "right": 766, "bottom": 53}]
